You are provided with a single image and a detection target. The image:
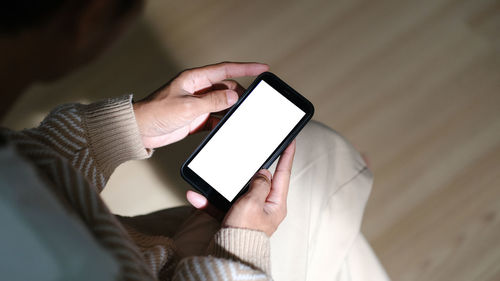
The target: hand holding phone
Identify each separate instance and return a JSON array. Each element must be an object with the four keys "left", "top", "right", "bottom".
[
  {"left": 187, "top": 141, "right": 295, "bottom": 236},
  {"left": 133, "top": 62, "right": 269, "bottom": 149},
  {"left": 182, "top": 72, "right": 314, "bottom": 212},
  {"left": 224, "top": 140, "right": 296, "bottom": 236}
]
